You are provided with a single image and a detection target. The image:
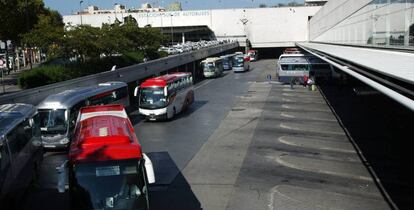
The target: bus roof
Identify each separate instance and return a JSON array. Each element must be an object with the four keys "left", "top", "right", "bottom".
[
  {"left": 0, "top": 104, "right": 36, "bottom": 142},
  {"left": 69, "top": 104, "right": 142, "bottom": 163},
  {"left": 201, "top": 57, "right": 222, "bottom": 62},
  {"left": 279, "top": 56, "right": 309, "bottom": 64},
  {"left": 37, "top": 82, "right": 127, "bottom": 109},
  {"left": 284, "top": 48, "right": 302, "bottom": 54},
  {"left": 220, "top": 54, "right": 235, "bottom": 59},
  {"left": 140, "top": 72, "right": 191, "bottom": 88}
]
